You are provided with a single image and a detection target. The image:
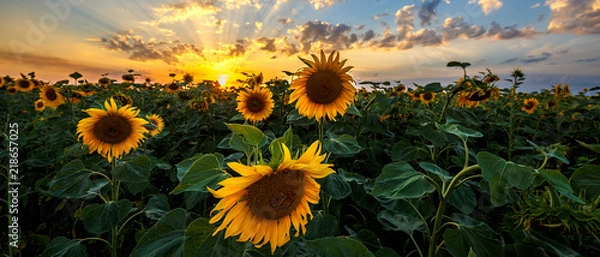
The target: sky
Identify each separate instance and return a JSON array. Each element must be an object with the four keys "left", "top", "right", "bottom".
[{"left": 1, "top": 0, "right": 599, "bottom": 92}]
